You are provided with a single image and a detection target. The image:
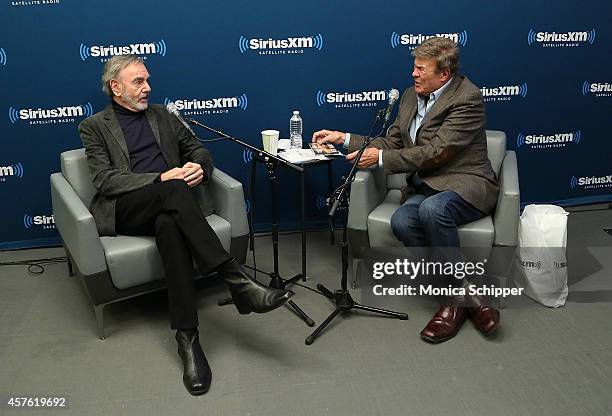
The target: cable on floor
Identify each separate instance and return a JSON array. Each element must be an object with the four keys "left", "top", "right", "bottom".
[{"left": 0, "top": 256, "right": 67, "bottom": 275}]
